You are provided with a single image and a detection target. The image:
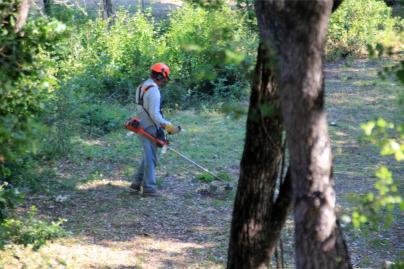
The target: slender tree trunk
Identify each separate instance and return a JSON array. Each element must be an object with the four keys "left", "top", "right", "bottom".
[
  {"left": 254, "top": 1, "right": 351, "bottom": 268},
  {"left": 15, "top": 0, "right": 31, "bottom": 33},
  {"left": 384, "top": 0, "right": 396, "bottom": 6},
  {"left": 43, "top": 0, "right": 51, "bottom": 15},
  {"left": 102, "top": 0, "right": 114, "bottom": 19},
  {"left": 227, "top": 42, "right": 292, "bottom": 269}
]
